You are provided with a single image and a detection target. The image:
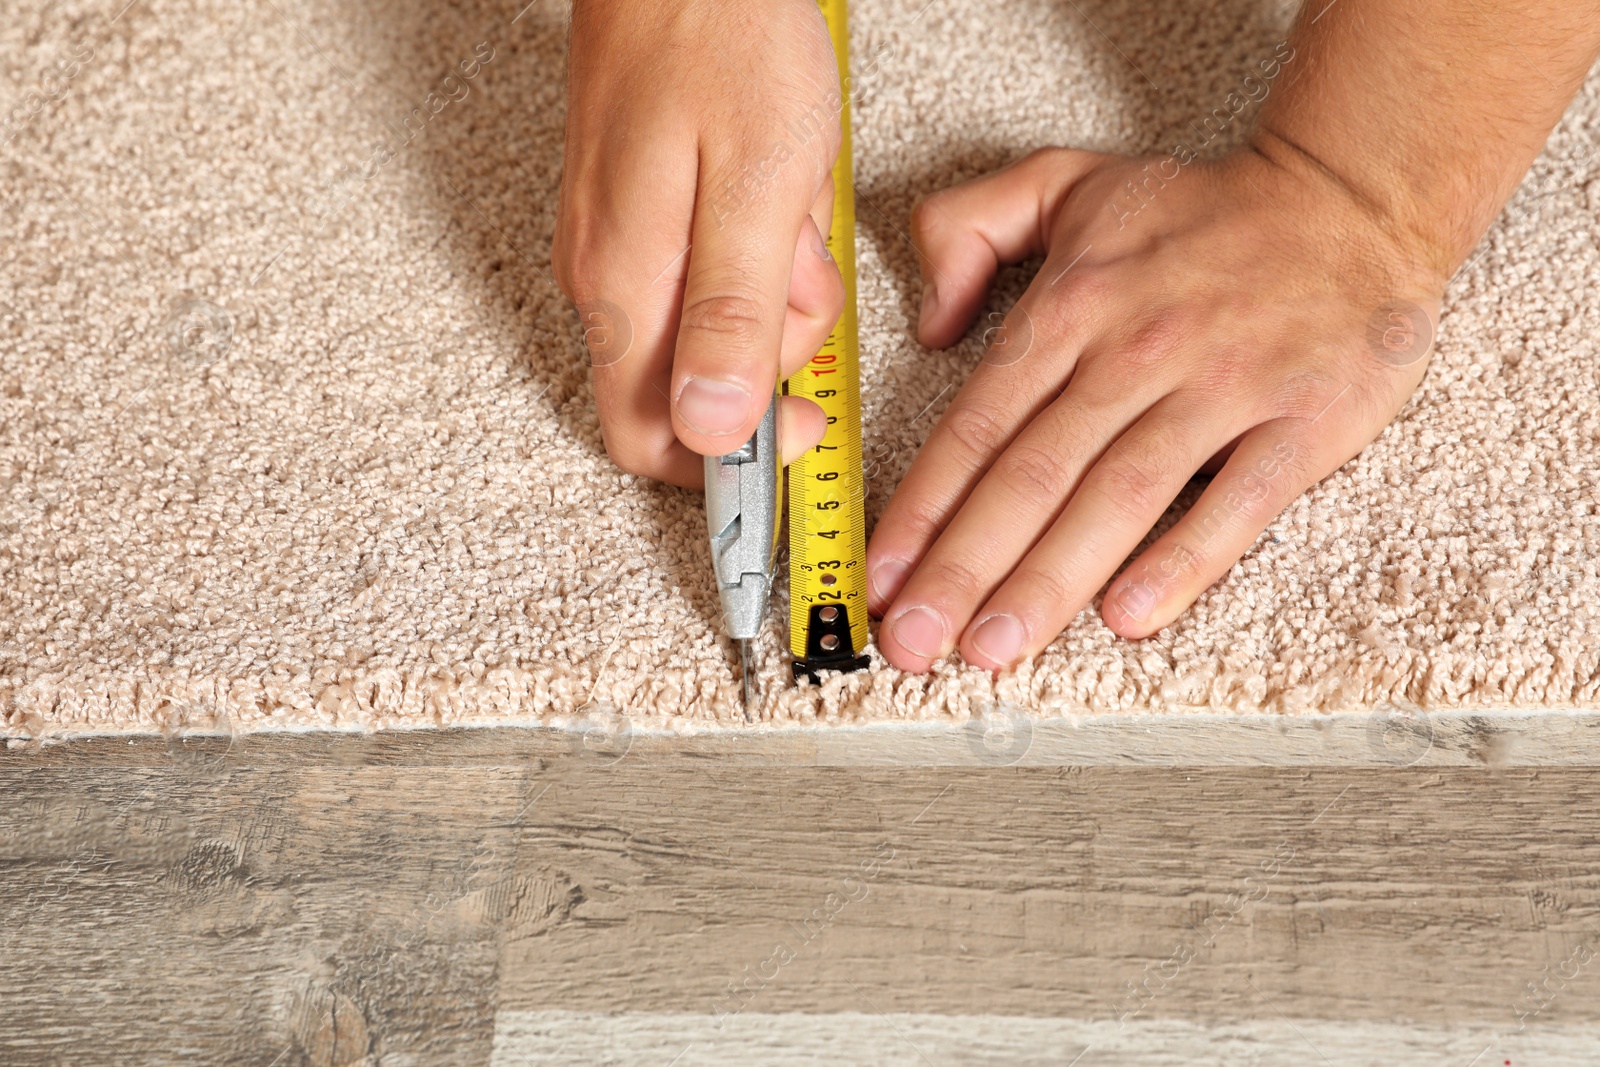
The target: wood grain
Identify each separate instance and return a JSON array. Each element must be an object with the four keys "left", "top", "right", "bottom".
[{"left": 3, "top": 728, "right": 1599, "bottom": 1066}]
